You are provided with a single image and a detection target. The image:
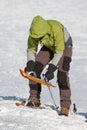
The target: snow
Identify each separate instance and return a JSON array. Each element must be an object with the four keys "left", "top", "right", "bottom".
[{"left": 0, "top": 0, "right": 87, "bottom": 129}]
